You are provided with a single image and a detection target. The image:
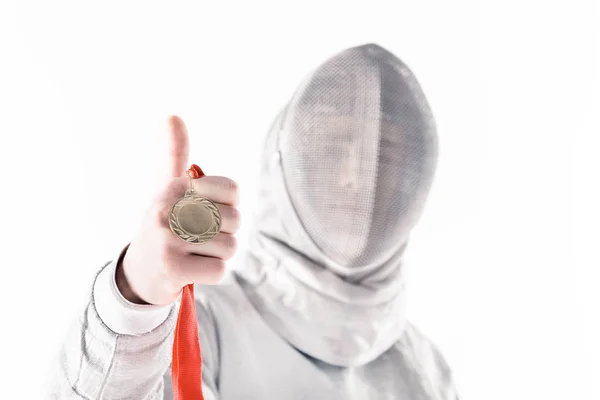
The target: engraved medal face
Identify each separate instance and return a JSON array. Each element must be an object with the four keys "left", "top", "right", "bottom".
[{"left": 169, "top": 189, "right": 222, "bottom": 244}]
